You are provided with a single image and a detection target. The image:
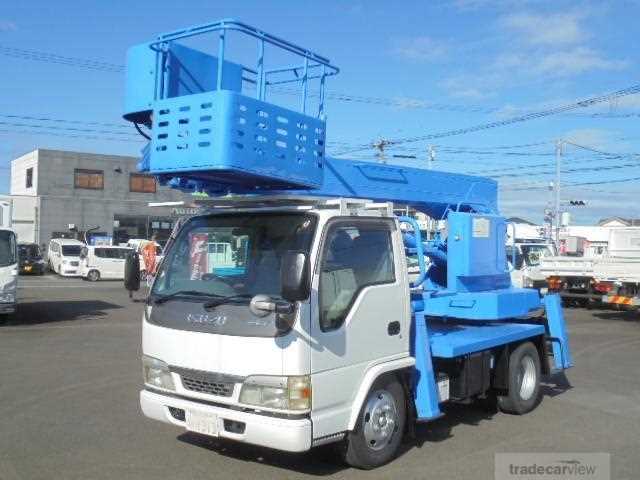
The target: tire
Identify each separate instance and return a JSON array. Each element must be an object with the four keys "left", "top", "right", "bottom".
[
  {"left": 87, "top": 270, "right": 100, "bottom": 282},
  {"left": 497, "top": 342, "right": 542, "bottom": 415},
  {"left": 341, "top": 376, "right": 406, "bottom": 469}
]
